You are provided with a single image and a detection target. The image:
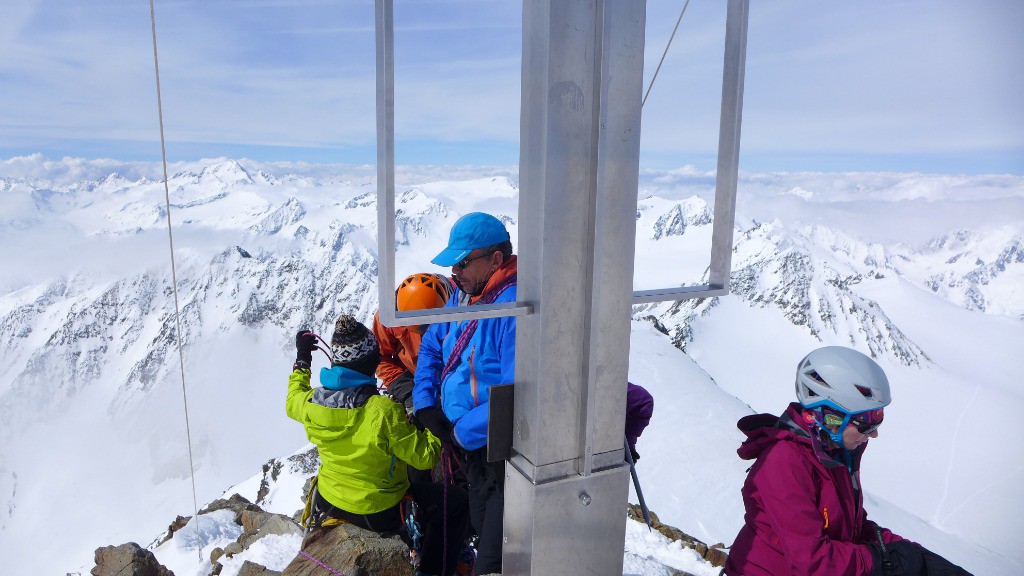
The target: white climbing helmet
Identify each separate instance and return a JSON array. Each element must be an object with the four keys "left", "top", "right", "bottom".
[{"left": 795, "top": 346, "right": 892, "bottom": 414}]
